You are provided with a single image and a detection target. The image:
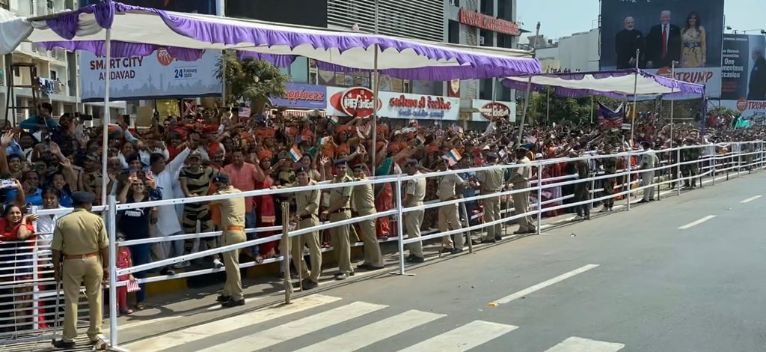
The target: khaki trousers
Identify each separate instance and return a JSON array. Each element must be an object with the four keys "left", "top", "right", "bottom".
[
  {"left": 356, "top": 210, "right": 383, "bottom": 267},
  {"left": 62, "top": 256, "right": 103, "bottom": 342},
  {"left": 404, "top": 203, "right": 424, "bottom": 257},
  {"left": 222, "top": 230, "right": 245, "bottom": 300},
  {"left": 512, "top": 190, "right": 534, "bottom": 231},
  {"left": 292, "top": 218, "right": 322, "bottom": 283},
  {"left": 329, "top": 212, "right": 352, "bottom": 274},
  {"left": 482, "top": 194, "right": 501, "bottom": 239},
  {"left": 438, "top": 203, "right": 464, "bottom": 249}
]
